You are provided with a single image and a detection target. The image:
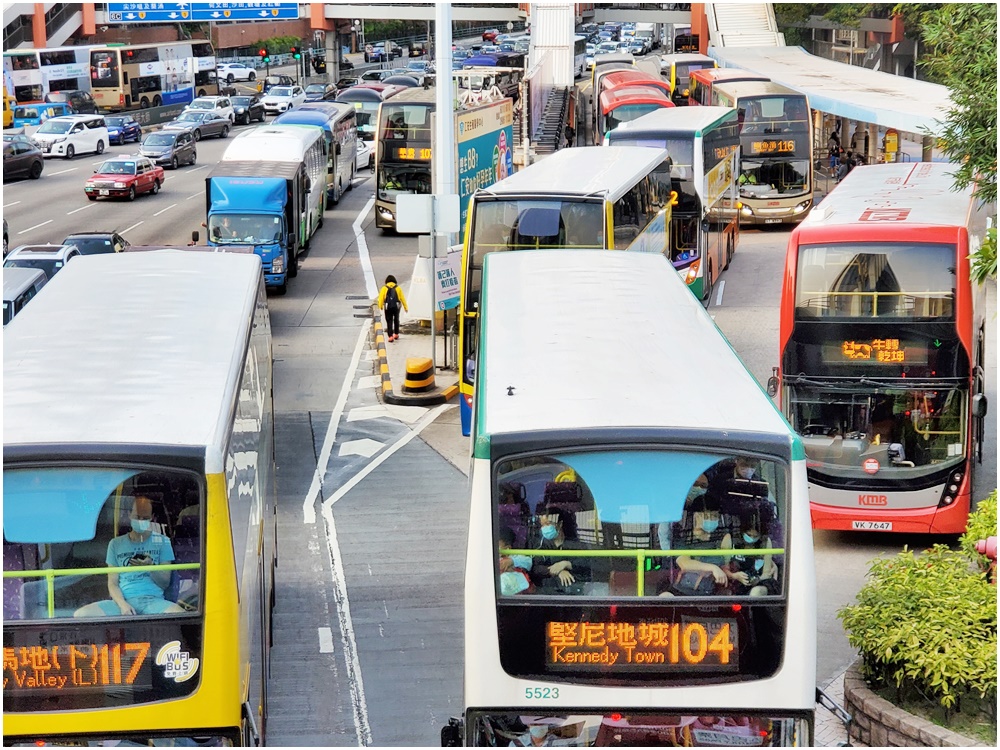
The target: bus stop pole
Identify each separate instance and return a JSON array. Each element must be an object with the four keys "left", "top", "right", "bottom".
[{"left": 432, "top": 2, "right": 456, "bottom": 372}]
